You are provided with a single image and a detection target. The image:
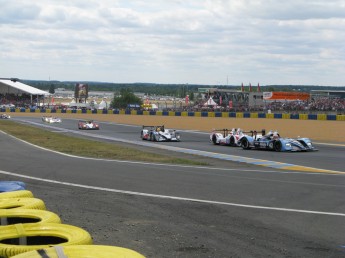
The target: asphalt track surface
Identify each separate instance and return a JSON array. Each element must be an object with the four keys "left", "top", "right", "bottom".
[{"left": 1, "top": 117, "right": 345, "bottom": 257}]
